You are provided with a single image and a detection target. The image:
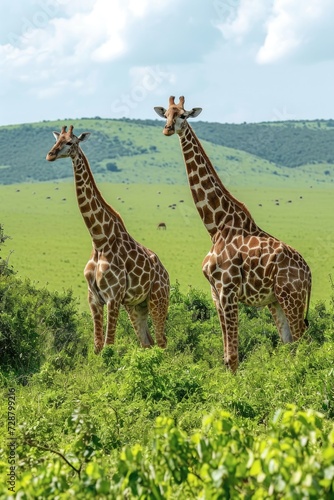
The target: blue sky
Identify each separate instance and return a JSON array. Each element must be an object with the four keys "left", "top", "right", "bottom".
[{"left": 0, "top": 0, "right": 334, "bottom": 126}]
